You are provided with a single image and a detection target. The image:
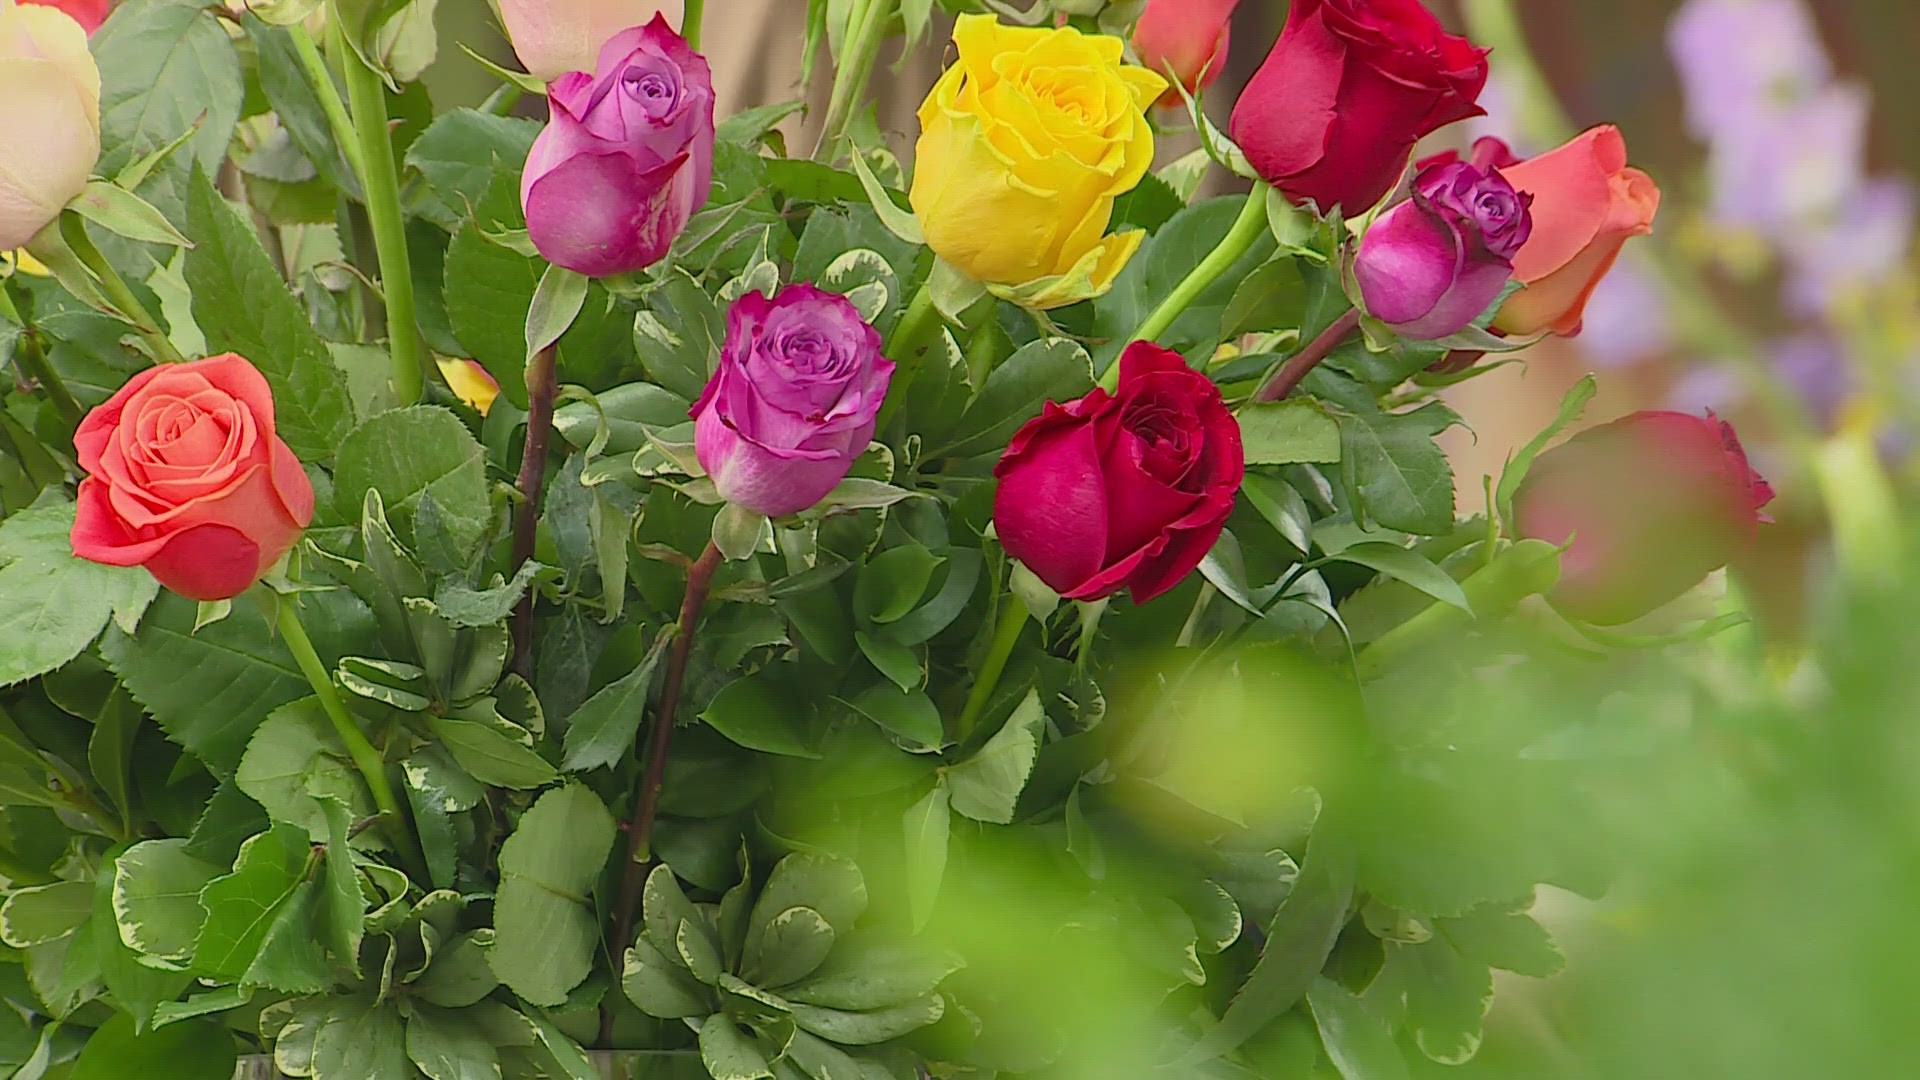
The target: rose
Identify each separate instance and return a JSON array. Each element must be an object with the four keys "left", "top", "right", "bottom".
[
  {"left": 1354, "top": 159, "right": 1532, "bottom": 340},
  {"left": 22, "top": 0, "right": 106, "bottom": 33},
  {"left": 692, "top": 284, "right": 893, "bottom": 518},
  {"left": 521, "top": 14, "right": 714, "bottom": 278},
  {"left": 498, "top": 0, "right": 670, "bottom": 83},
  {"left": 437, "top": 358, "right": 502, "bottom": 416},
  {"left": 1132, "top": 0, "right": 1239, "bottom": 105},
  {"left": 1512, "top": 411, "right": 1775, "bottom": 626},
  {"left": 910, "top": 14, "right": 1167, "bottom": 310},
  {"left": 70, "top": 354, "right": 316, "bottom": 602},
  {"left": 0, "top": 0, "right": 101, "bottom": 251},
  {"left": 994, "top": 342, "right": 1244, "bottom": 604},
  {"left": 1229, "top": 0, "right": 1489, "bottom": 215},
  {"left": 1473, "top": 128, "right": 1662, "bottom": 337}
]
